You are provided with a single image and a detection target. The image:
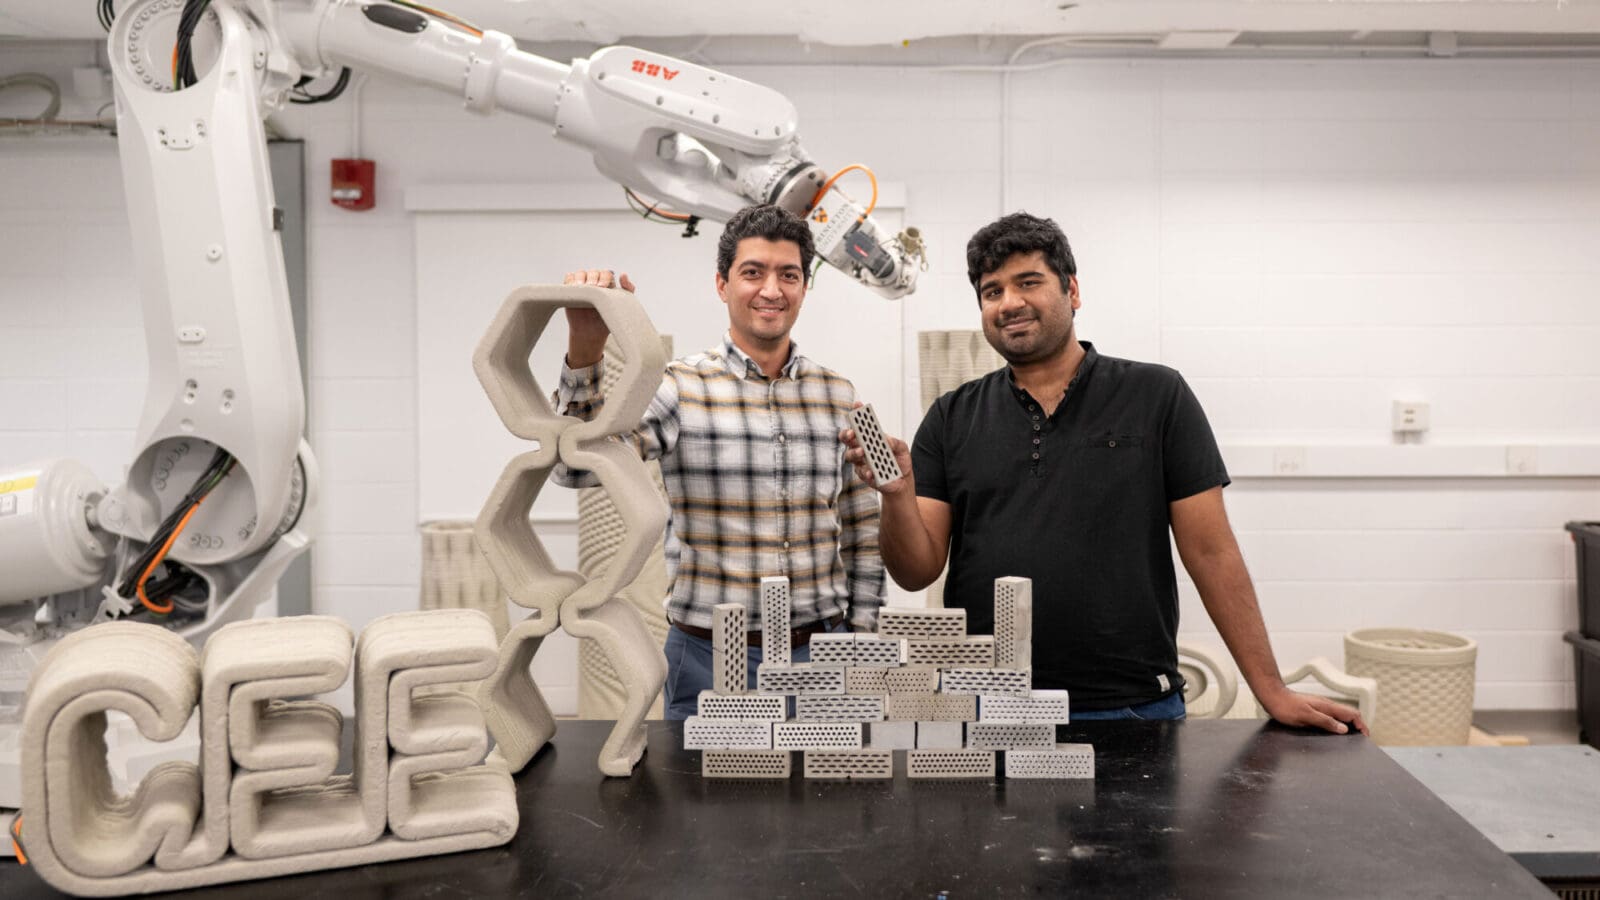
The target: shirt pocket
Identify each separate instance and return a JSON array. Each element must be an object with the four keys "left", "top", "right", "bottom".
[
  {"left": 1083, "top": 432, "right": 1146, "bottom": 451},
  {"left": 780, "top": 428, "right": 843, "bottom": 505}
]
